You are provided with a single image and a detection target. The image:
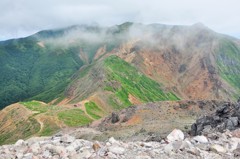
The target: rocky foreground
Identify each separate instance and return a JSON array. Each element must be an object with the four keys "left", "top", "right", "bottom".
[
  {"left": 1, "top": 100, "right": 240, "bottom": 159},
  {"left": 1, "top": 128, "right": 240, "bottom": 159}
]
